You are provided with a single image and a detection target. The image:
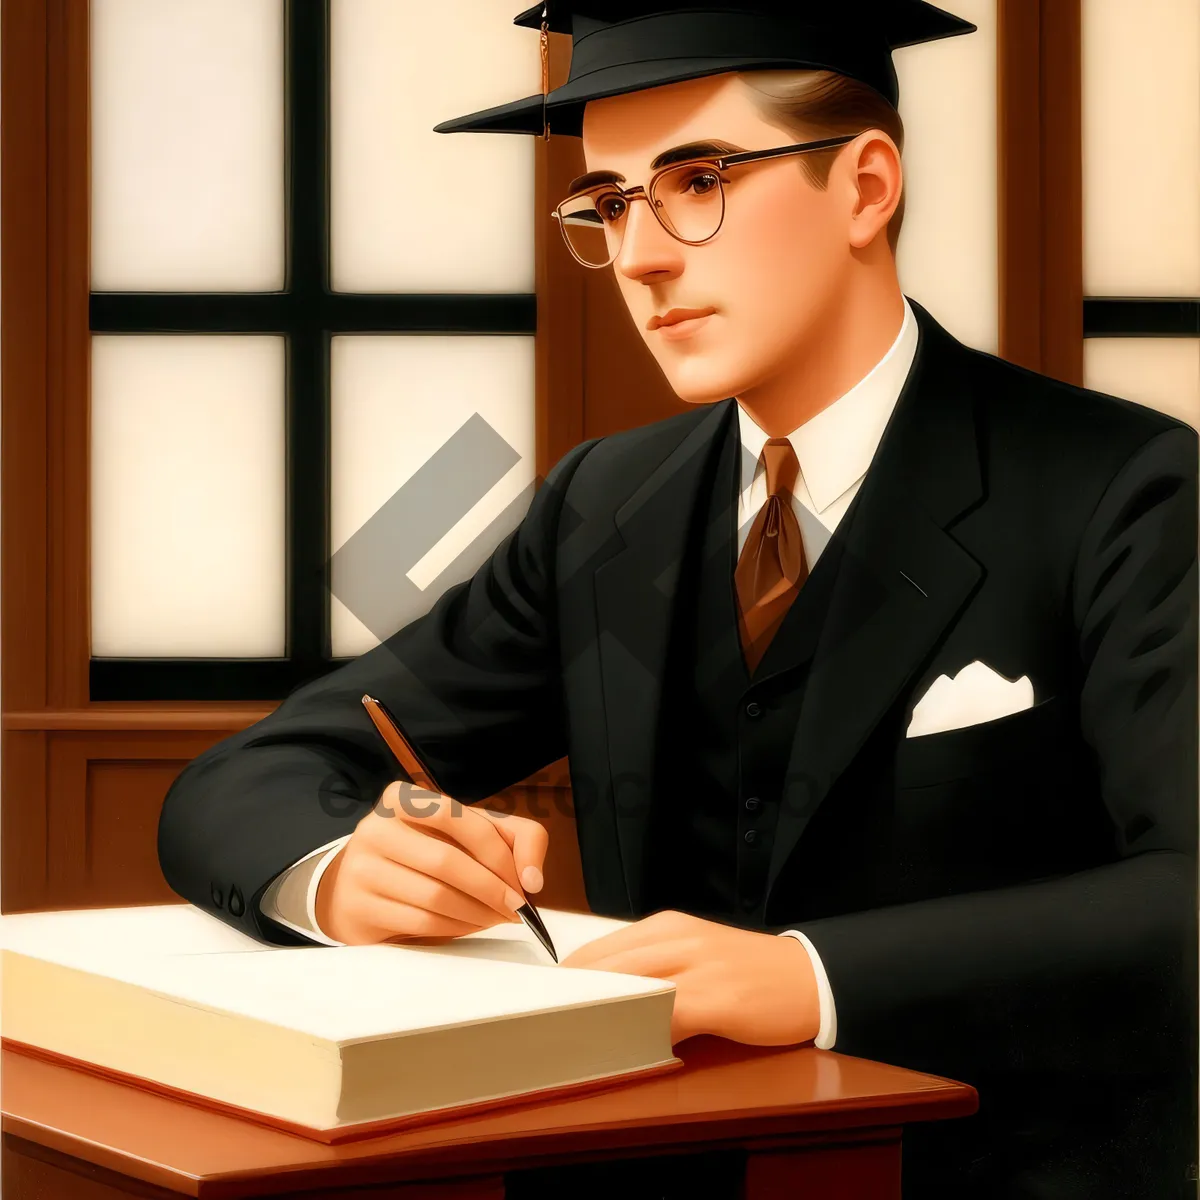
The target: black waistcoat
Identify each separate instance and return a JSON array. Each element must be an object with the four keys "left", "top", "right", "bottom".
[{"left": 643, "top": 404, "right": 848, "bottom": 927}]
